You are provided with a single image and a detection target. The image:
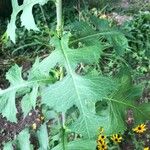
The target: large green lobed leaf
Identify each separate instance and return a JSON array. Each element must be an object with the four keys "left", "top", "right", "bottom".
[
  {"left": 7, "top": 0, "right": 49, "bottom": 43},
  {"left": 41, "top": 33, "right": 117, "bottom": 138},
  {"left": 0, "top": 59, "right": 53, "bottom": 122},
  {"left": 97, "top": 67, "right": 150, "bottom": 135}
]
